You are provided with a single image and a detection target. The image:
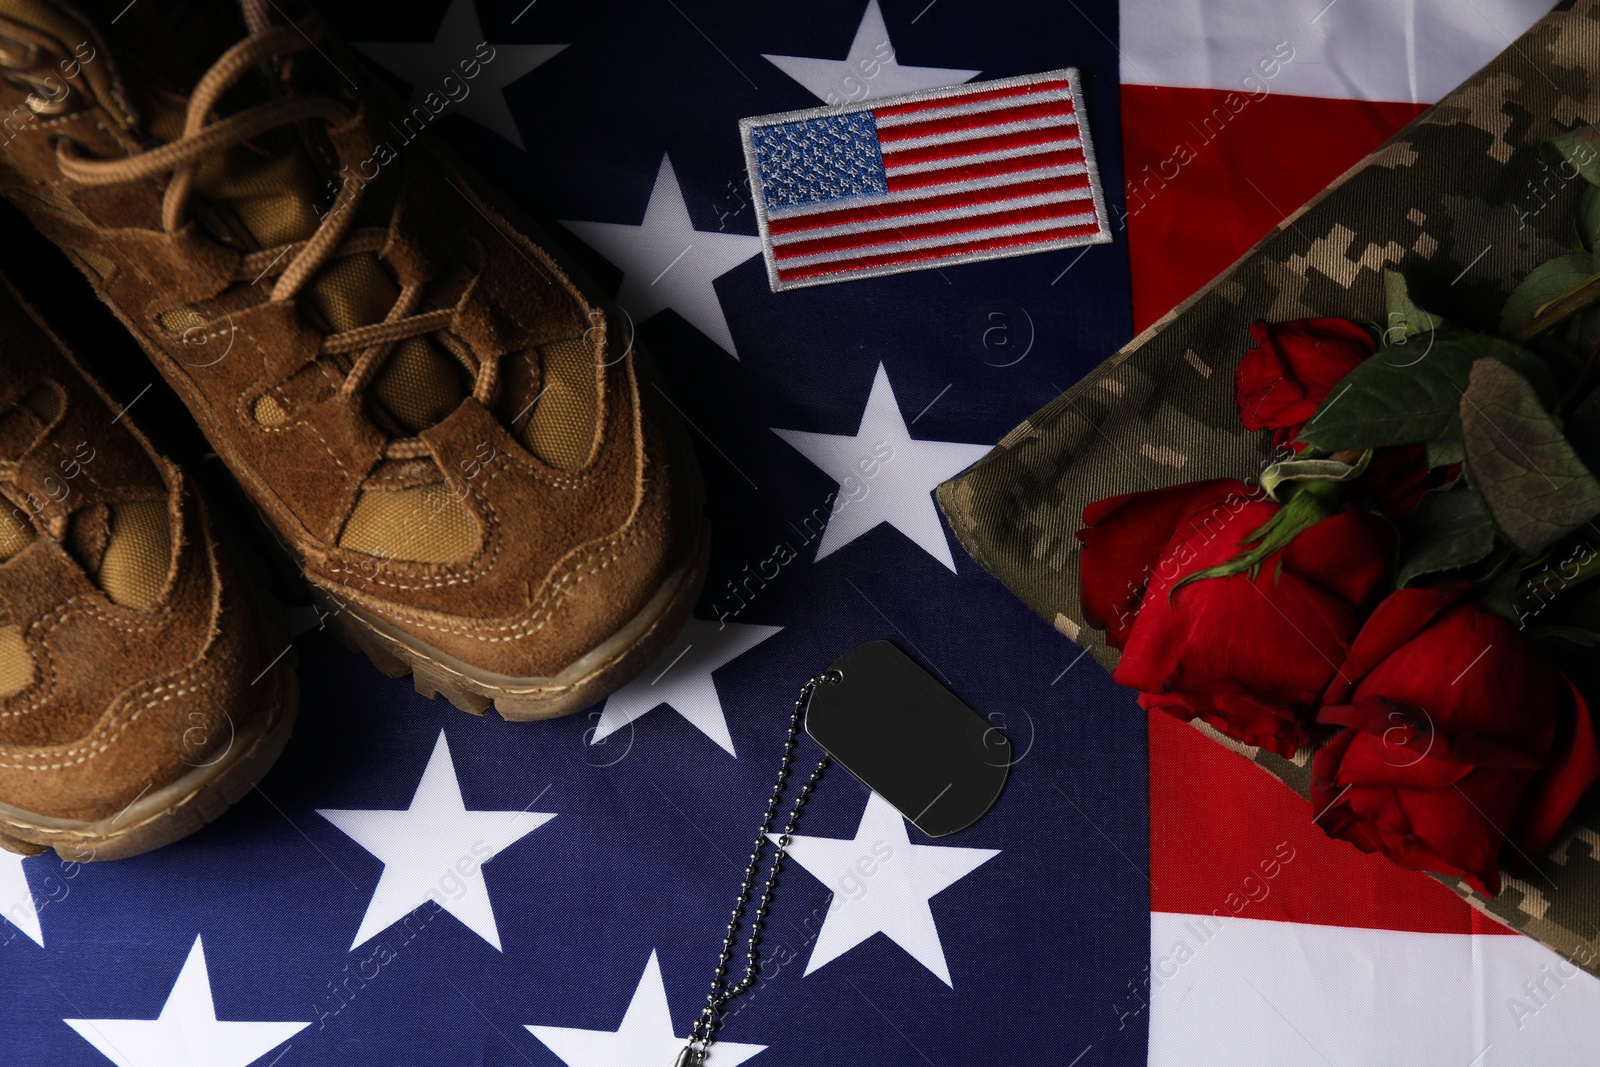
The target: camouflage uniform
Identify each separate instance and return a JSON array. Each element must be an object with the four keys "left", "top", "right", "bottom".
[{"left": 937, "top": 0, "right": 1600, "bottom": 974}]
